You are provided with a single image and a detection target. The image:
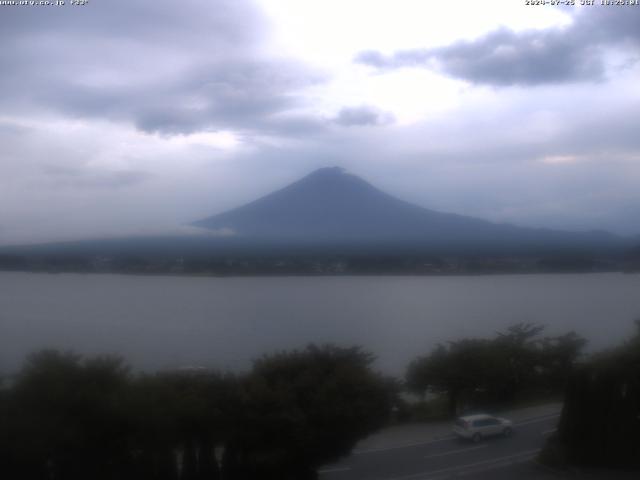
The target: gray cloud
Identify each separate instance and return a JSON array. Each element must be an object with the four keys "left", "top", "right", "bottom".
[
  {"left": 0, "top": 0, "right": 325, "bottom": 136},
  {"left": 0, "top": 121, "right": 29, "bottom": 135},
  {"left": 128, "top": 60, "right": 324, "bottom": 135},
  {"left": 0, "top": 0, "right": 263, "bottom": 49},
  {"left": 42, "top": 165, "right": 151, "bottom": 189},
  {"left": 332, "top": 105, "right": 395, "bottom": 127},
  {"left": 1, "top": 1, "right": 639, "bottom": 244},
  {"left": 356, "top": 8, "right": 640, "bottom": 86}
]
